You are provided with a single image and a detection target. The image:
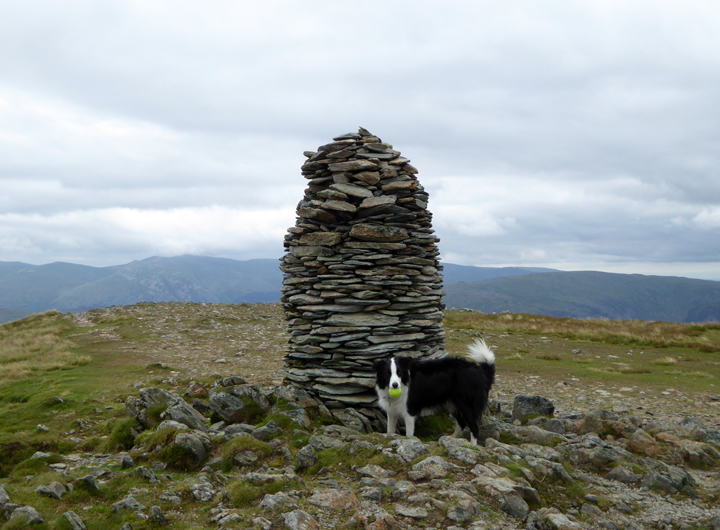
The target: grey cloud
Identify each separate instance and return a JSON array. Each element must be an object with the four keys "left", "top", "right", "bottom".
[{"left": 0, "top": 1, "right": 718, "bottom": 276}]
